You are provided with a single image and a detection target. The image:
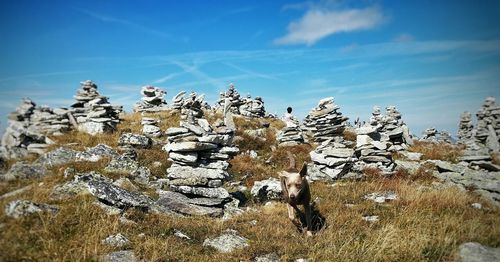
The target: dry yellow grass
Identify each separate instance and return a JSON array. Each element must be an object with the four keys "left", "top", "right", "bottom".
[
  {"left": 1, "top": 115, "right": 498, "bottom": 261},
  {"left": 408, "top": 141, "right": 463, "bottom": 163}
]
